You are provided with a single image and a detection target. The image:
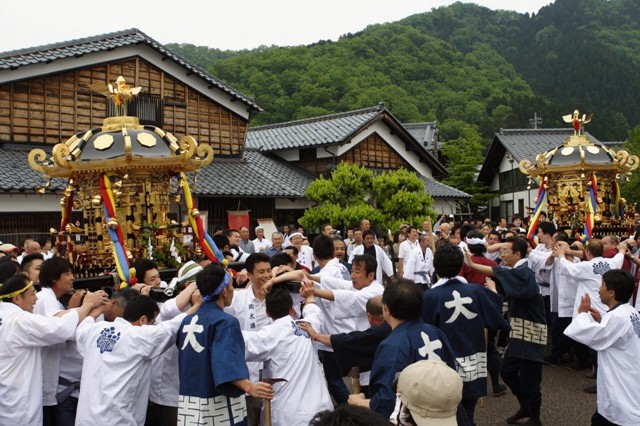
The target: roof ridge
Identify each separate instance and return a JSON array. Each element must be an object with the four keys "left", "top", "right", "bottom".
[
  {"left": 249, "top": 104, "right": 385, "bottom": 131},
  {"left": 403, "top": 121, "right": 437, "bottom": 127},
  {"left": 499, "top": 128, "right": 591, "bottom": 135},
  {"left": 0, "top": 28, "right": 143, "bottom": 58}
]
